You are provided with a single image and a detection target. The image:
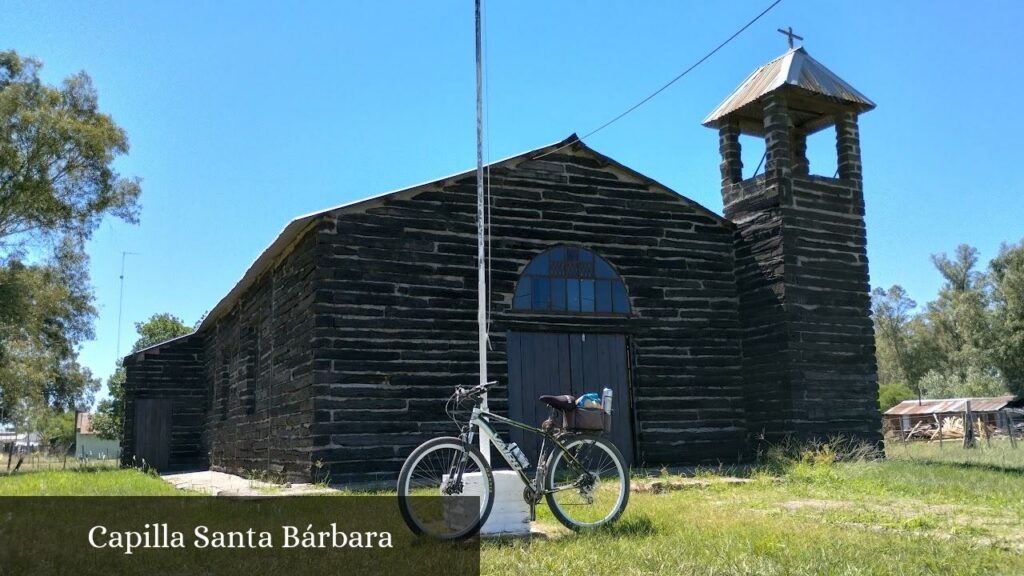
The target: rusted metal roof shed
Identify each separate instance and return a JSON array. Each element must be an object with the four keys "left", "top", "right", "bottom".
[{"left": 884, "top": 396, "right": 1020, "bottom": 416}]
